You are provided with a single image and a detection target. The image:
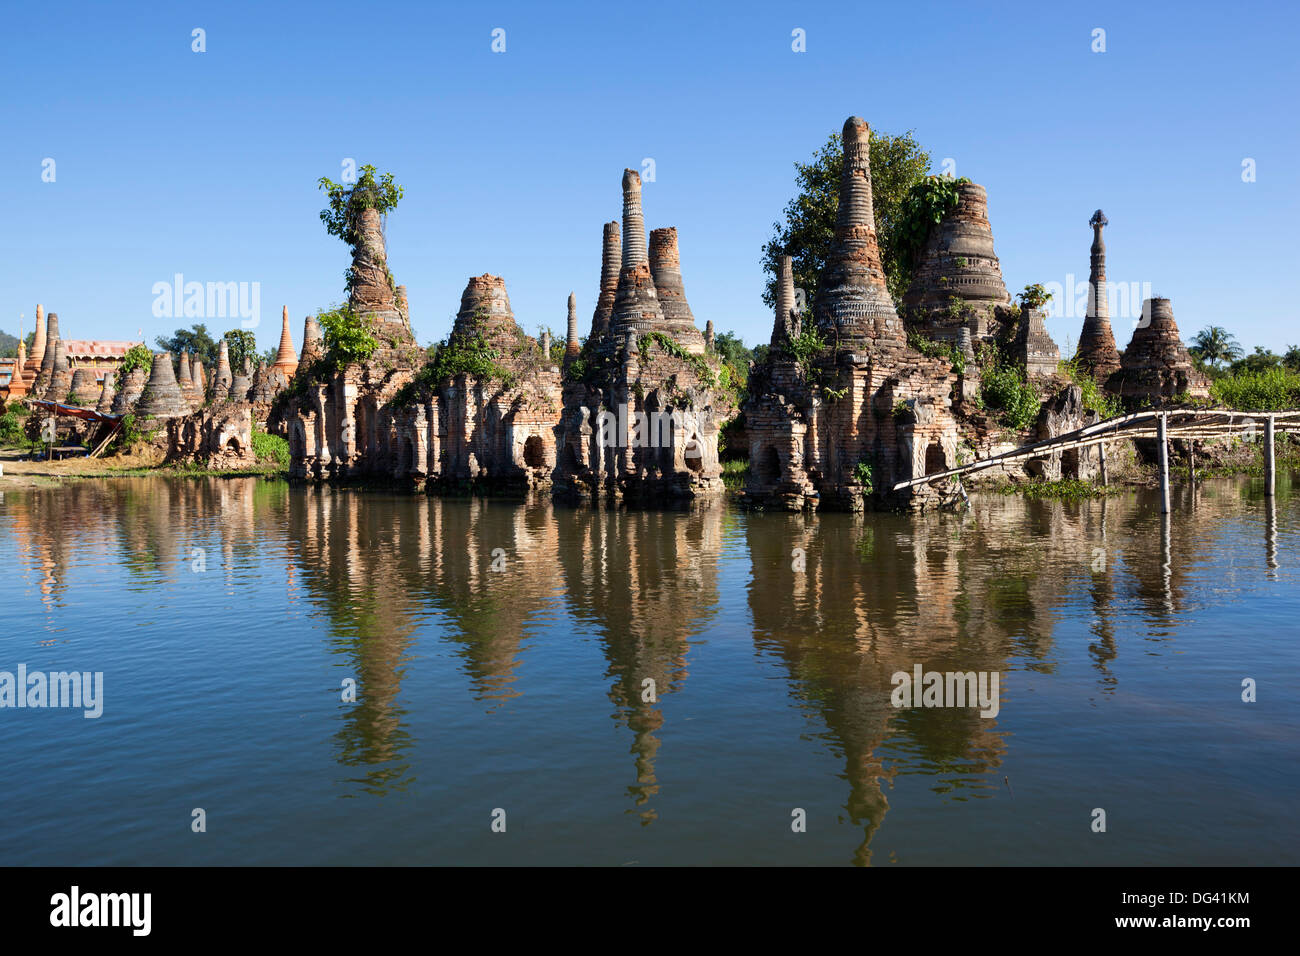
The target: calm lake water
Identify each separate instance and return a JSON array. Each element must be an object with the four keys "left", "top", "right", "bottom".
[{"left": 1, "top": 473, "right": 1297, "bottom": 866}]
